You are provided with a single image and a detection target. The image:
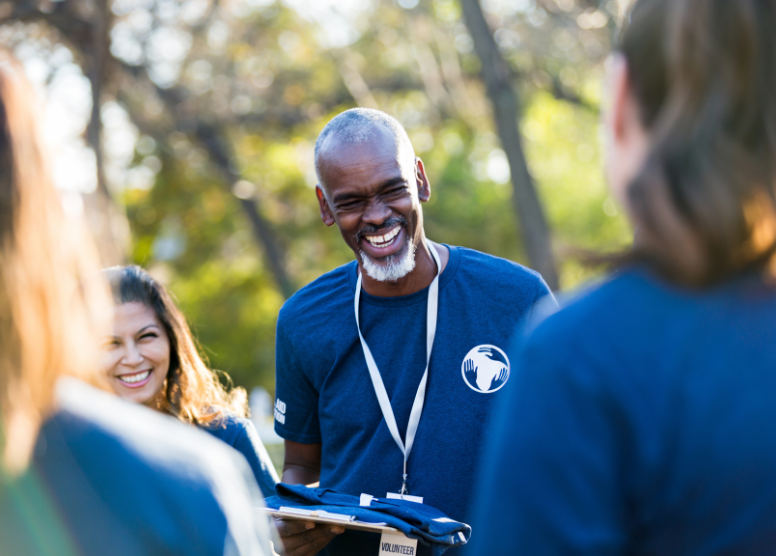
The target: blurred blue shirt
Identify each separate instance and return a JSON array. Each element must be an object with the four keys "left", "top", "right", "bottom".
[
  {"left": 471, "top": 267, "right": 776, "bottom": 555},
  {"left": 0, "top": 379, "right": 272, "bottom": 556}
]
